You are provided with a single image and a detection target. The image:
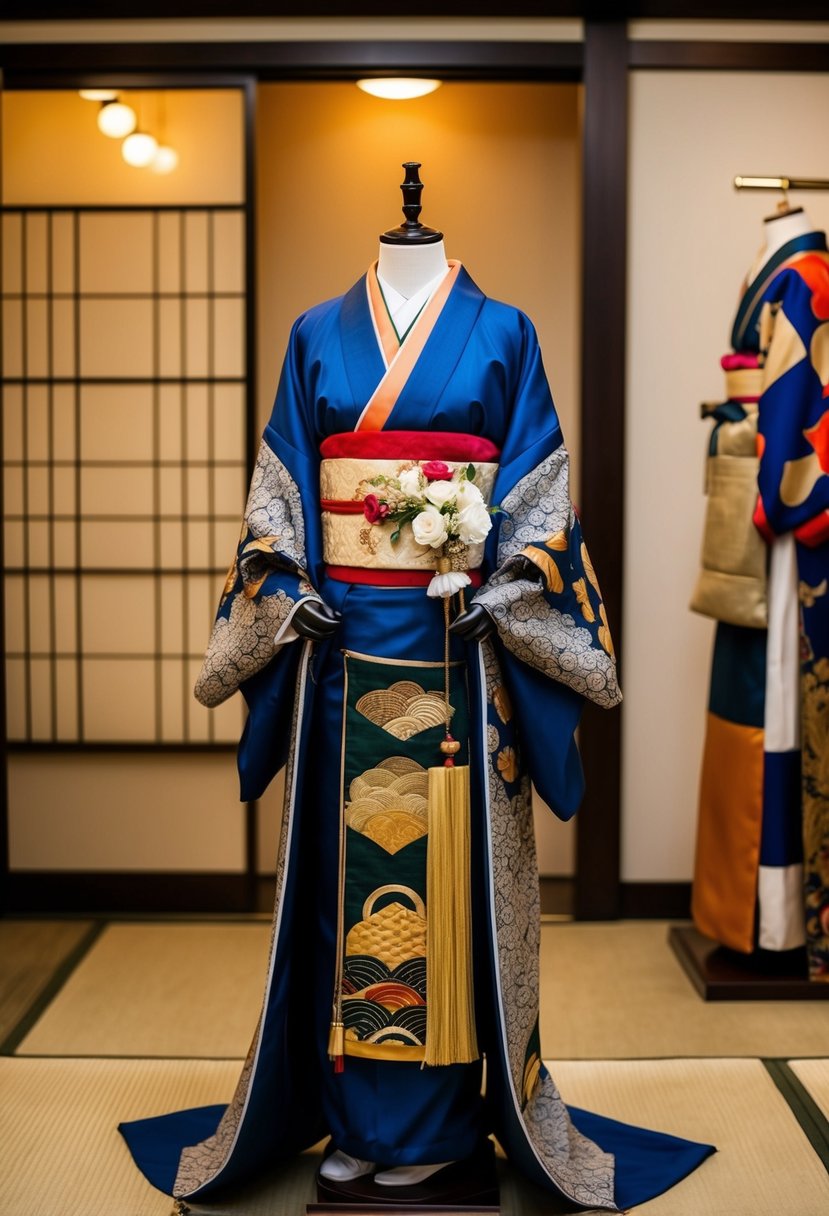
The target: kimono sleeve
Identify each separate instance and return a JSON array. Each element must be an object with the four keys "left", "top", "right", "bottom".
[
  {"left": 754, "top": 261, "right": 829, "bottom": 546},
  {"left": 194, "top": 317, "right": 324, "bottom": 709},
  {"left": 473, "top": 313, "right": 621, "bottom": 818}
]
